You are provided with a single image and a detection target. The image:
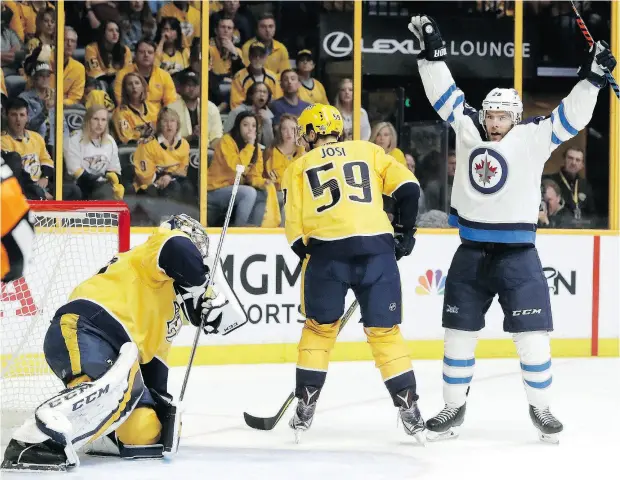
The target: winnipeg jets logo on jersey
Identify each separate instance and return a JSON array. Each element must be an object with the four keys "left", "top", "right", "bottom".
[
  {"left": 166, "top": 302, "right": 183, "bottom": 343},
  {"left": 468, "top": 147, "right": 508, "bottom": 194}
]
